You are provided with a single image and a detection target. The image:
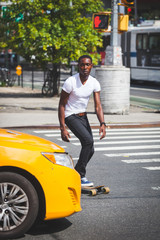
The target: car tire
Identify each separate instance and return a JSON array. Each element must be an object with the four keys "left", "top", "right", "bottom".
[{"left": 0, "top": 172, "right": 39, "bottom": 239}]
